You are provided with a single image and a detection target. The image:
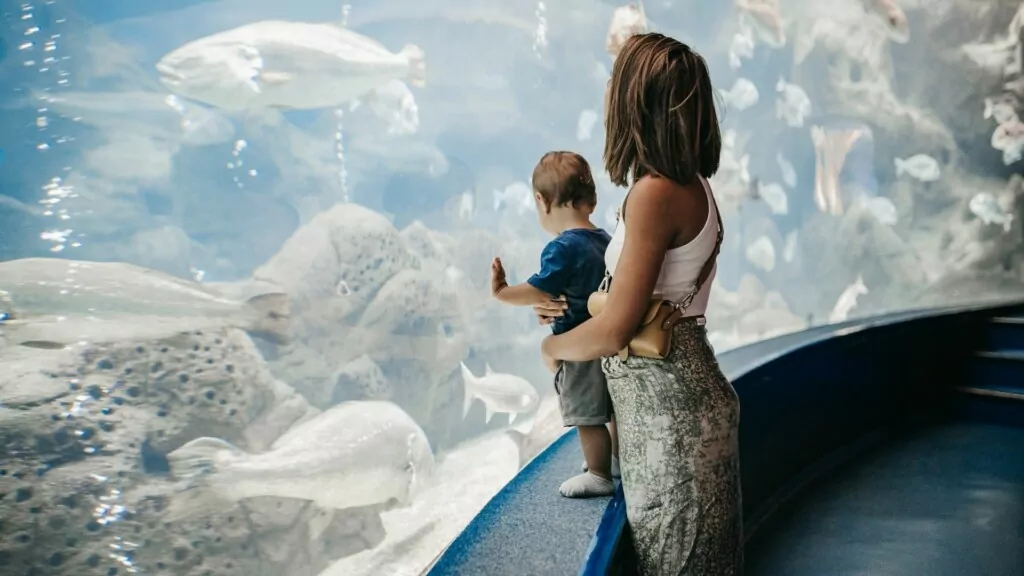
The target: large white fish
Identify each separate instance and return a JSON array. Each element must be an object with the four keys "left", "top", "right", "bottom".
[
  {"left": 156, "top": 20, "right": 425, "bottom": 112},
  {"left": 0, "top": 258, "right": 290, "bottom": 348},
  {"left": 968, "top": 192, "right": 1014, "bottom": 232},
  {"left": 166, "top": 401, "right": 434, "bottom": 519},
  {"left": 461, "top": 362, "right": 539, "bottom": 425},
  {"left": 718, "top": 78, "right": 760, "bottom": 111},
  {"left": 505, "top": 392, "right": 567, "bottom": 468},
  {"left": 32, "top": 91, "right": 234, "bottom": 147},
  {"left": 894, "top": 154, "right": 941, "bottom": 182}
]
